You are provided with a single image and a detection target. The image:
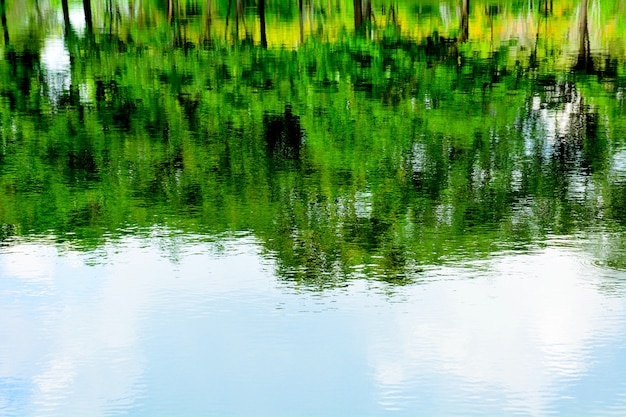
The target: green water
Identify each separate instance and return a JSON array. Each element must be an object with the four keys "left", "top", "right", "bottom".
[{"left": 1, "top": 1, "right": 626, "bottom": 415}]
